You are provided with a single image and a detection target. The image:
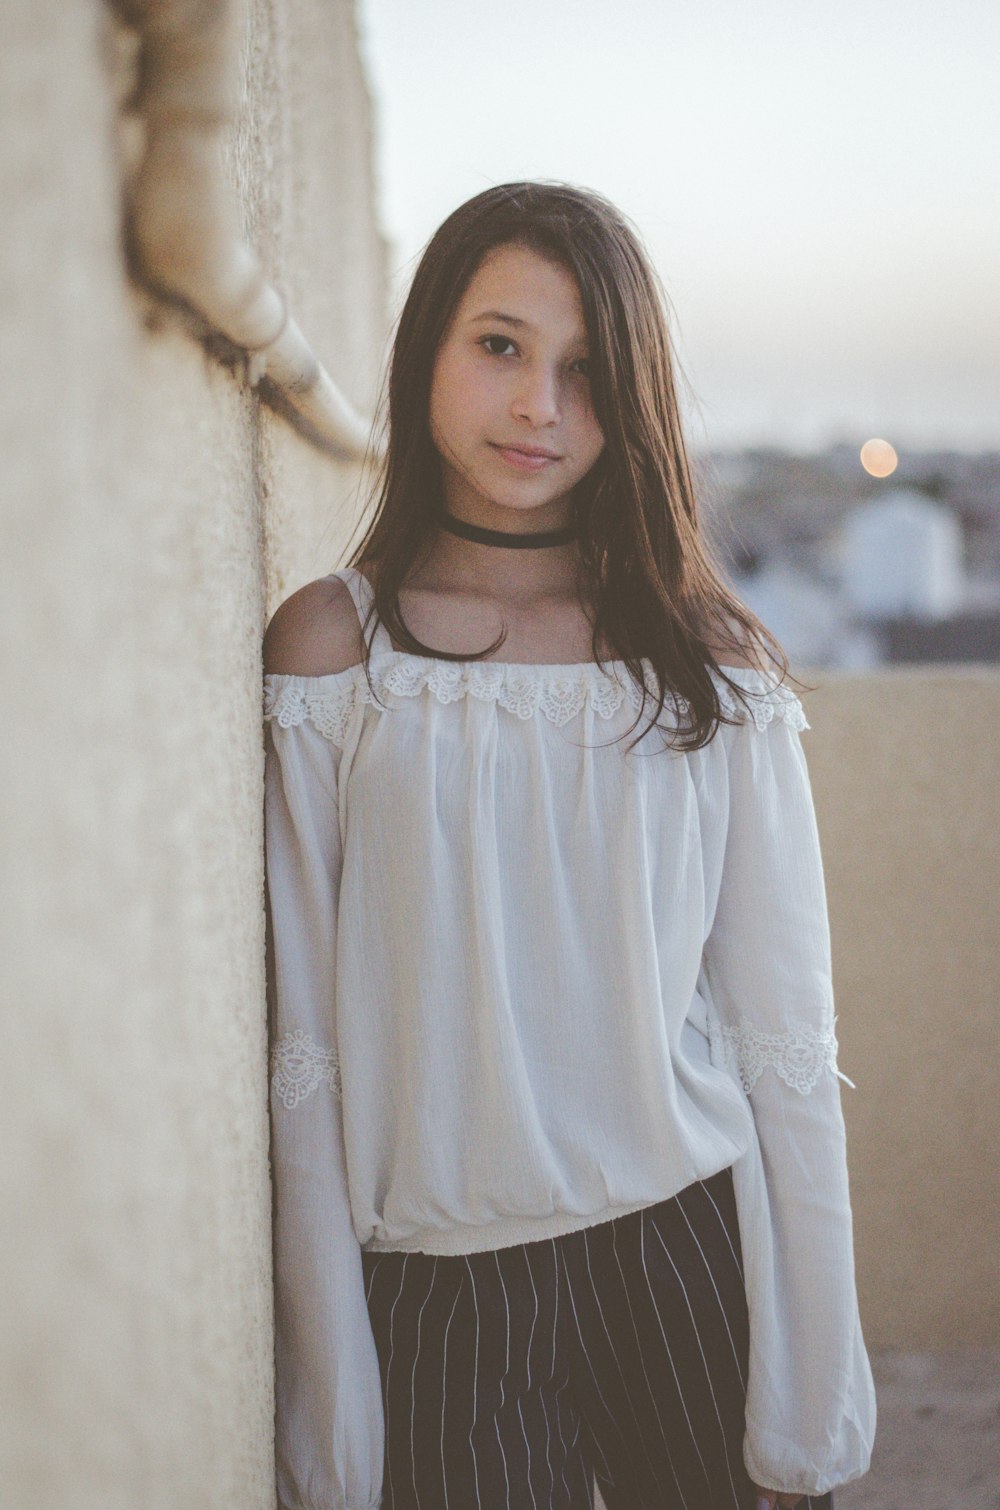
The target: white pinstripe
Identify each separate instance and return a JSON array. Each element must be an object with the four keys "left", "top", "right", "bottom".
[
  {"left": 409, "top": 1258, "right": 438, "bottom": 1510},
  {"left": 676, "top": 1188, "right": 747, "bottom": 1390},
  {"left": 552, "top": 1370, "right": 575, "bottom": 1505},
  {"left": 550, "top": 1244, "right": 575, "bottom": 1505},
  {"left": 440, "top": 1272, "right": 462, "bottom": 1510},
  {"left": 363, "top": 1252, "right": 384, "bottom": 1304},
  {"left": 516, "top": 1396, "right": 539, "bottom": 1509},
  {"left": 516, "top": 1250, "right": 541, "bottom": 1509},
  {"left": 539, "top": 1243, "right": 559, "bottom": 1503},
  {"left": 609, "top": 1218, "right": 688, "bottom": 1505},
  {"left": 582, "top": 1407, "right": 615, "bottom": 1493},
  {"left": 569, "top": 1411, "right": 597, "bottom": 1509},
  {"left": 537, "top": 1366, "right": 556, "bottom": 1504},
  {"left": 579, "top": 1224, "right": 673, "bottom": 1501},
  {"left": 384, "top": 1255, "right": 410, "bottom": 1510},
  {"left": 559, "top": 1229, "right": 644, "bottom": 1495},
  {"left": 648, "top": 1204, "right": 743, "bottom": 1506},
  {"left": 549, "top": 1242, "right": 559, "bottom": 1384},
  {"left": 492, "top": 1252, "right": 513, "bottom": 1509},
  {"left": 463, "top": 1257, "right": 484, "bottom": 1510},
  {"left": 698, "top": 1177, "right": 746, "bottom": 1282},
  {"left": 523, "top": 1248, "right": 539, "bottom": 1393},
  {"left": 636, "top": 1208, "right": 703, "bottom": 1505}
]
